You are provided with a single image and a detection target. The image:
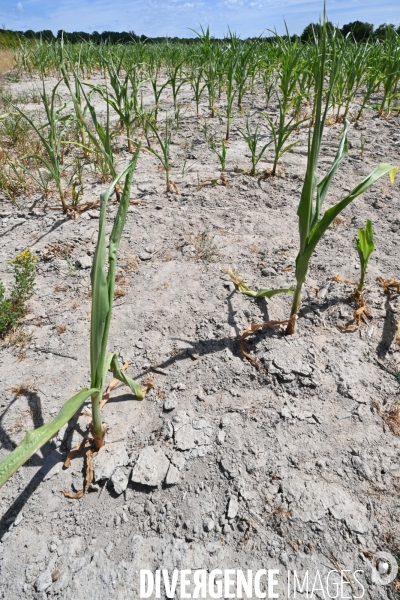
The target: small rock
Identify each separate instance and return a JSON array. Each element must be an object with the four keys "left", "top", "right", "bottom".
[
  {"left": 35, "top": 569, "right": 52, "bottom": 592},
  {"left": 279, "top": 552, "right": 289, "bottom": 567},
  {"left": 161, "top": 420, "right": 174, "bottom": 439},
  {"left": 261, "top": 267, "right": 277, "bottom": 276},
  {"left": 171, "top": 452, "right": 186, "bottom": 471},
  {"left": 217, "top": 430, "right": 226, "bottom": 444},
  {"left": 144, "top": 500, "right": 155, "bottom": 516},
  {"left": 131, "top": 446, "right": 170, "bottom": 487},
  {"left": 220, "top": 458, "right": 238, "bottom": 479},
  {"left": 163, "top": 393, "right": 177, "bottom": 412},
  {"left": 75, "top": 255, "right": 92, "bottom": 269},
  {"left": 94, "top": 443, "right": 129, "bottom": 481},
  {"left": 139, "top": 252, "right": 152, "bottom": 261},
  {"left": 52, "top": 572, "right": 70, "bottom": 594},
  {"left": 13, "top": 512, "right": 24, "bottom": 526},
  {"left": 203, "top": 518, "right": 215, "bottom": 532},
  {"left": 227, "top": 496, "right": 239, "bottom": 519},
  {"left": 165, "top": 463, "right": 180, "bottom": 485},
  {"left": 182, "top": 243, "right": 195, "bottom": 257},
  {"left": 111, "top": 467, "right": 129, "bottom": 495}
]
